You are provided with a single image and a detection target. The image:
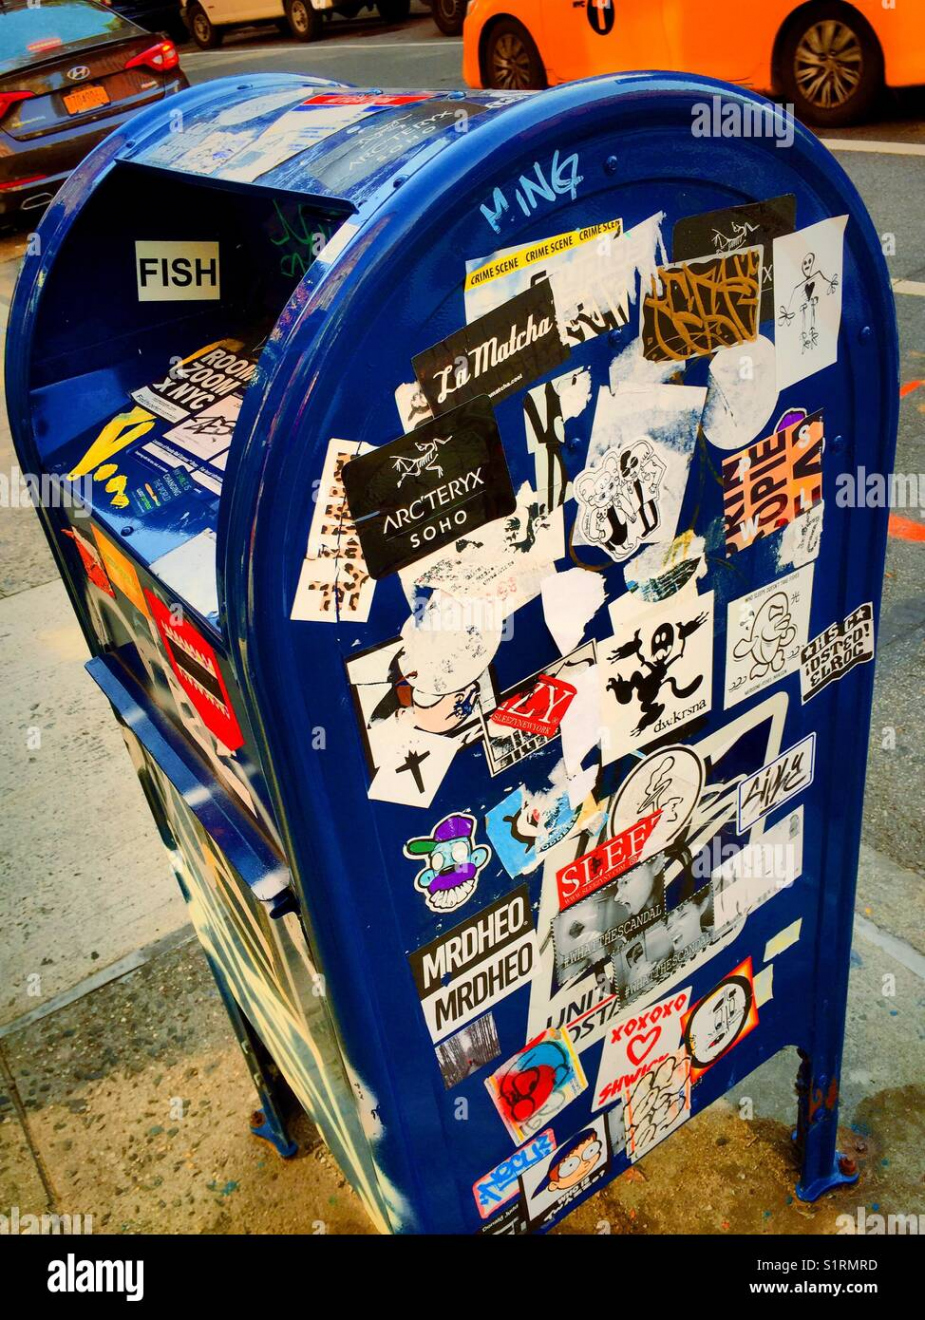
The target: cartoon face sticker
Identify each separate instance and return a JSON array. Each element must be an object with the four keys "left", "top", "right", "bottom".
[
  {"left": 404, "top": 812, "right": 492, "bottom": 913},
  {"left": 732, "top": 591, "right": 797, "bottom": 680},
  {"left": 681, "top": 959, "right": 758, "bottom": 1080},
  {"left": 541, "top": 1128, "right": 604, "bottom": 1193}
]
